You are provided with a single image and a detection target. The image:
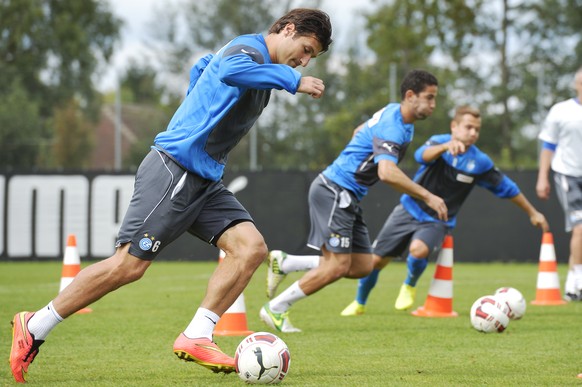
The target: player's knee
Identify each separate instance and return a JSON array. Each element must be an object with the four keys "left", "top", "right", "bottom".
[
  {"left": 349, "top": 260, "right": 373, "bottom": 278},
  {"left": 107, "top": 254, "right": 149, "bottom": 285},
  {"left": 373, "top": 254, "right": 390, "bottom": 270},
  {"left": 328, "top": 260, "right": 351, "bottom": 280},
  {"left": 409, "top": 240, "right": 429, "bottom": 258},
  {"left": 237, "top": 237, "right": 268, "bottom": 269}
]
